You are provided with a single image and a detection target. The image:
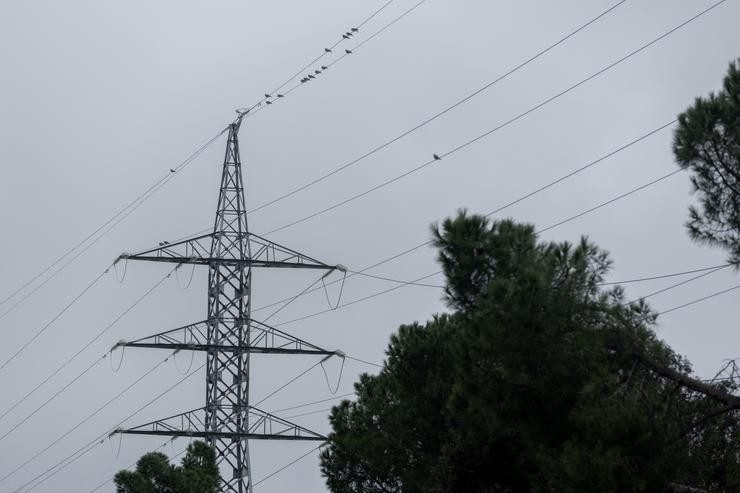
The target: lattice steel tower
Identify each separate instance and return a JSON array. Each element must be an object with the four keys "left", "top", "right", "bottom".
[{"left": 111, "top": 112, "right": 343, "bottom": 492}]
